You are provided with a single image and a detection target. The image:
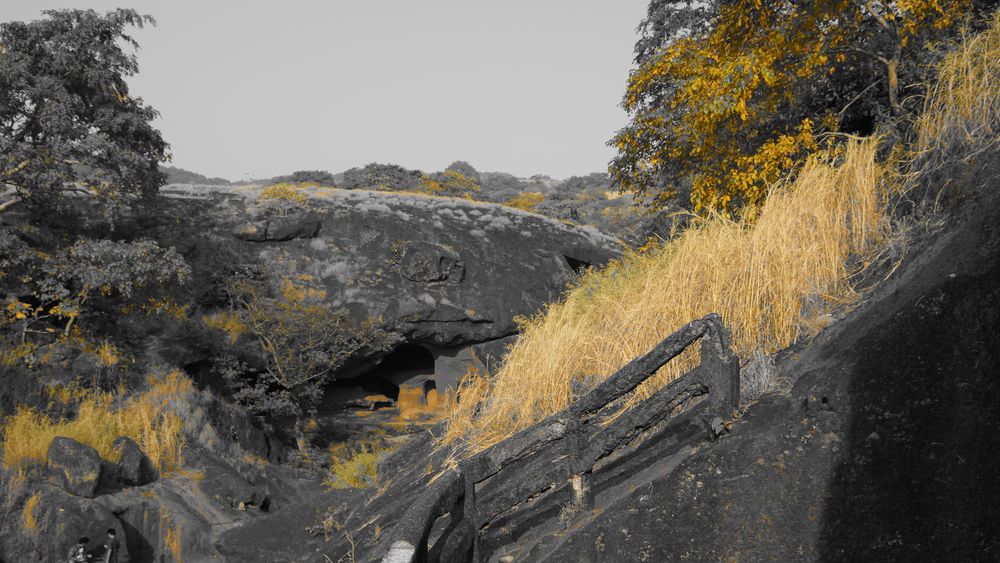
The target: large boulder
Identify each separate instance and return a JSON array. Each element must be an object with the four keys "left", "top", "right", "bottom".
[
  {"left": 113, "top": 436, "right": 158, "bottom": 486},
  {"left": 156, "top": 185, "right": 622, "bottom": 384},
  {"left": 46, "top": 437, "right": 103, "bottom": 498}
]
